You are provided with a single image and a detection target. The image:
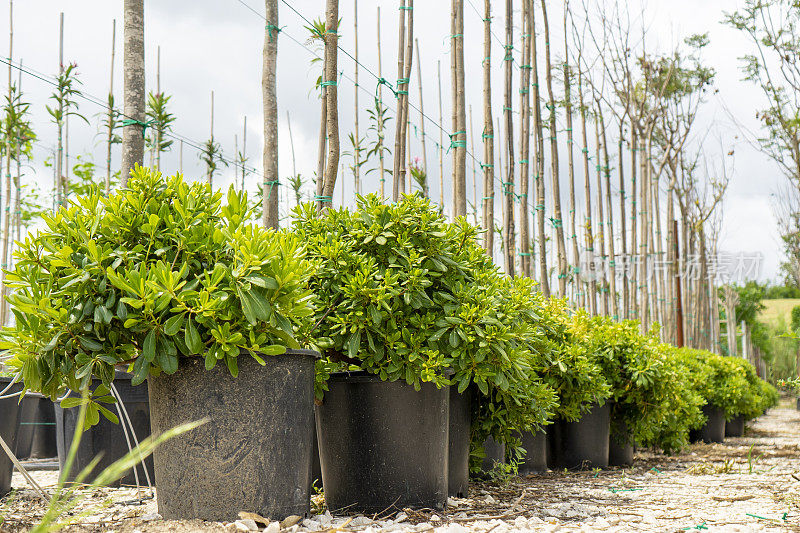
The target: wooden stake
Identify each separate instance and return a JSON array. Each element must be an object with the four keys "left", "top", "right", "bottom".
[
  {"left": 437, "top": 59, "right": 444, "bottom": 208},
  {"left": 563, "top": 1, "right": 580, "bottom": 305},
  {"left": 414, "top": 38, "right": 428, "bottom": 196},
  {"left": 451, "top": 0, "right": 466, "bottom": 218},
  {"left": 318, "top": 0, "right": 340, "bottom": 213},
  {"left": 481, "top": 0, "right": 495, "bottom": 257},
  {"left": 469, "top": 105, "right": 477, "bottom": 222},
  {"left": 377, "top": 6, "right": 385, "bottom": 199},
  {"left": 502, "top": 0, "right": 515, "bottom": 275},
  {"left": 578, "top": 67, "right": 596, "bottom": 314},
  {"left": 518, "top": 0, "right": 532, "bottom": 277},
  {"left": 353, "top": 0, "right": 360, "bottom": 195},
  {"left": 106, "top": 18, "right": 116, "bottom": 195}
]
